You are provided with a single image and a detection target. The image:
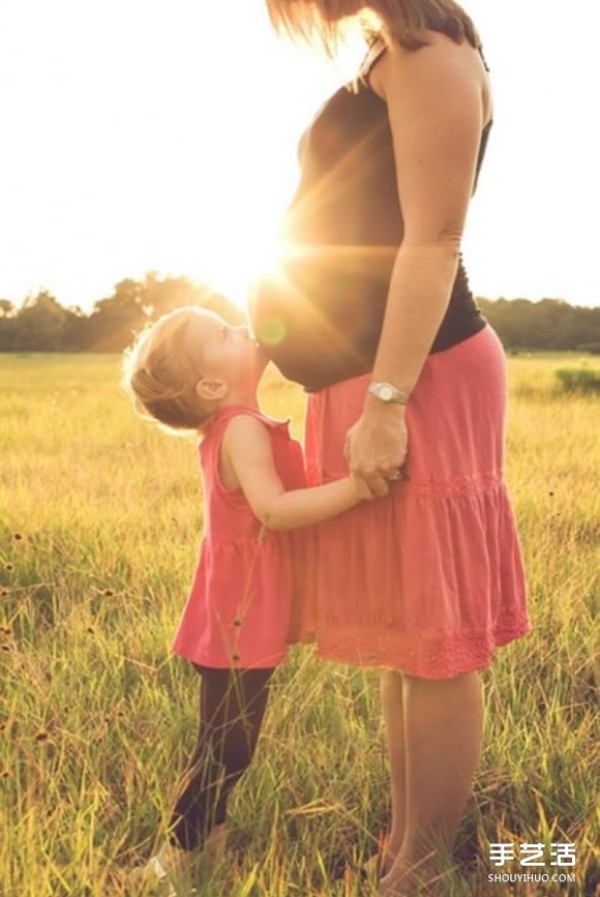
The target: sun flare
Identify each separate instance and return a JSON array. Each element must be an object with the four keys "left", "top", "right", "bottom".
[
  {"left": 204, "top": 226, "right": 285, "bottom": 310},
  {"left": 185, "top": 151, "right": 298, "bottom": 312}
]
